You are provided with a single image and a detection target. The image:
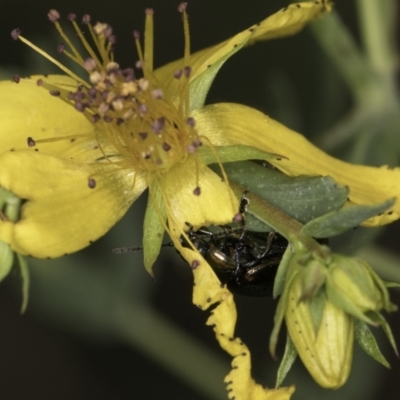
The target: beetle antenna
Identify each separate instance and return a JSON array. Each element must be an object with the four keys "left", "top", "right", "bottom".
[{"left": 113, "top": 242, "right": 173, "bottom": 254}]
